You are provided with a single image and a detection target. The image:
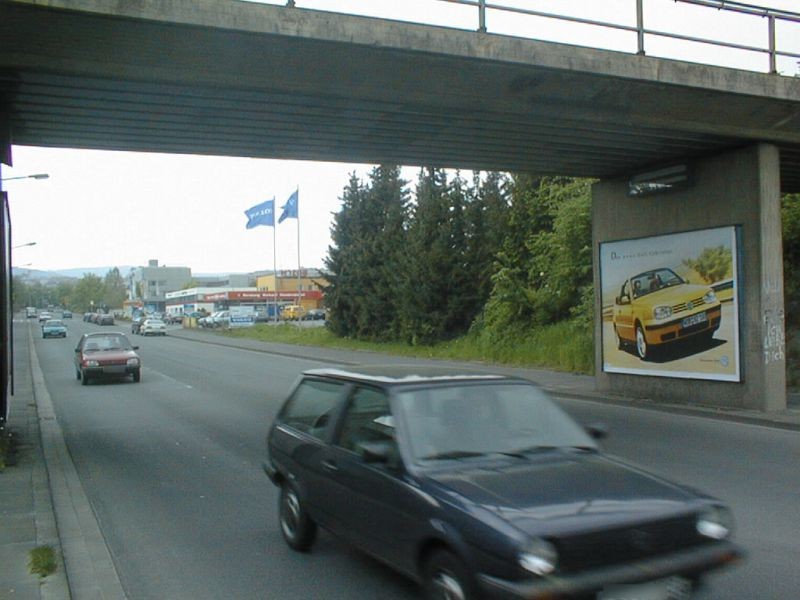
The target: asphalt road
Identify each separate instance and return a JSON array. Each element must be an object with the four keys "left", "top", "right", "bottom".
[{"left": 32, "top": 319, "right": 800, "bottom": 599}]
